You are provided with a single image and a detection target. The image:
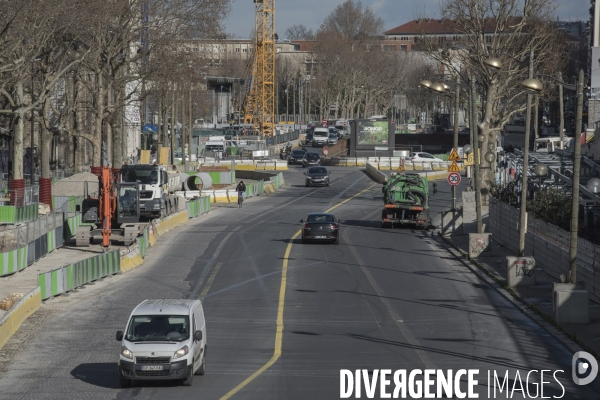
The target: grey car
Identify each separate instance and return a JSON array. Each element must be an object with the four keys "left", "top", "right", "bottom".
[
  {"left": 304, "top": 166, "right": 330, "bottom": 187},
  {"left": 302, "top": 152, "right": 321, "bottom": 168}
]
